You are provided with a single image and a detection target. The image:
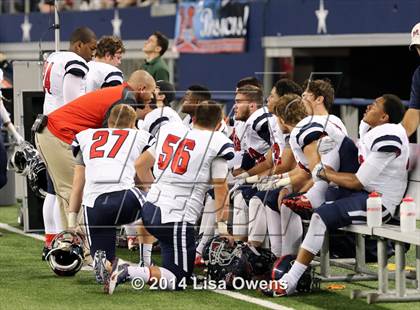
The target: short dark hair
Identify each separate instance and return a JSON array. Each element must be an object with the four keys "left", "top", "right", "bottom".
[
  {"left": 382, "top": 94, "right": 406, "bottom": 124},
  {"left": 70, "top": 27, "right": 96, "bottom": 45},
  {"left": 156, "top": 80, "right": 176, "bottom": 106},
  {"left": 274, "top": 79, "right": 303, "bottom": 96},
  {"left": 236, "top": 85, "right": 264, "bottom": 107},
  {"left": 95, "top": 36, "right": 125, "bottom": 58},
  {"left": 302, "top": 79, "right": 335, "bottom": 111},
  {"left": 236, "top": 76, "right": 263, "bottom": 89},
  {"left": 188, "top": 84, "right": 211, "bottom": 102},
  {"left": 194, "top": 101, "right": 223, "bottom": 129},
  {"left": 153, "top": 31, "right": 169, "bottom": 56}
]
